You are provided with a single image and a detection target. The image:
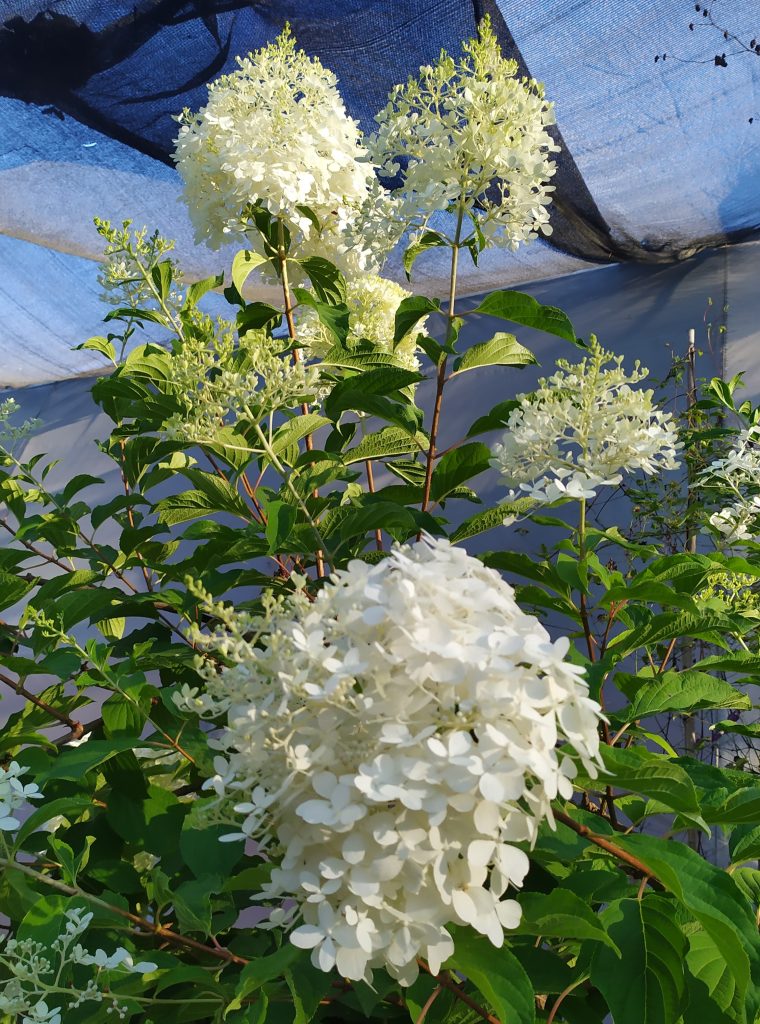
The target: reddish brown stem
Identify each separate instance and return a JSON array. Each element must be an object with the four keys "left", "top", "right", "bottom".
[
  {"left": 0, "top": 669, "right": 82, "bottom": 735},
  {"left": 554, "top": 809, "right": 662, "bottom": 887},
  {"left": 416, "top": 963, "right": 500, "bottom": 1024},
  {"left": 365, "top": 459, "right": 383, "bottom": 551}
]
